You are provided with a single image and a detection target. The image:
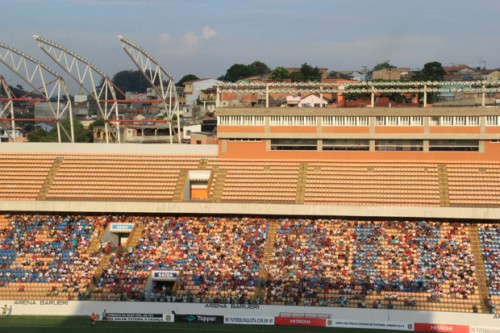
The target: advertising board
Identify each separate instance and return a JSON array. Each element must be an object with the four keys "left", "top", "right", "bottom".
[
  {"left": 274, "top": 316, "right": 326, "bottom": 327},
  {"left": 415, "top": 323, "right": 470, "bottom": 333}
]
